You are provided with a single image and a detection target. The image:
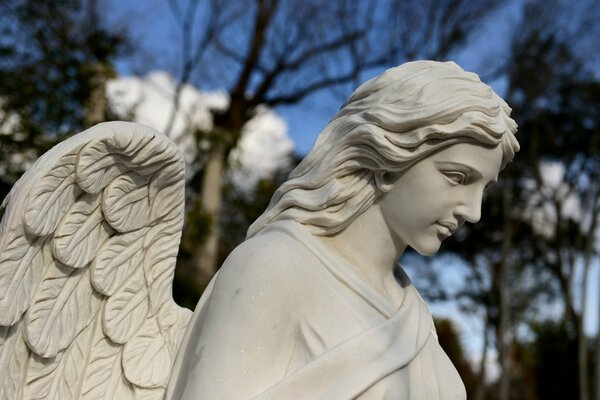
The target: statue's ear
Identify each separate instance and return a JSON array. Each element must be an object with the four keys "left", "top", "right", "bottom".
[{"left": 374, "top": 171, "right": 401, "bottom": 193}]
